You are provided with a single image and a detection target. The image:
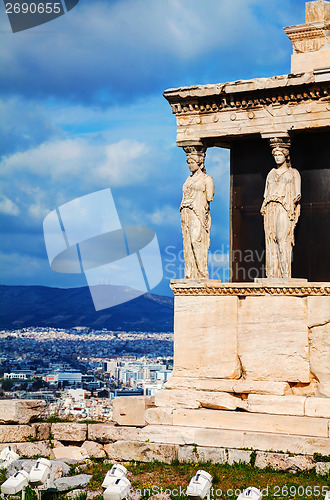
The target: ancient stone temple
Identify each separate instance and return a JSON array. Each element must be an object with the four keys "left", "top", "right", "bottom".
[
  {"left": 98, "top": 0, "right": 330, "bottom": 464},
  {"left": 164, "top": 0, "right": 330, "bottom": 283},
  {"left": 139, "top": 0, "right": 330, "bottom": 458},
  {"left": 1, "top": 1, "right": 329, "bottom": 469}
]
